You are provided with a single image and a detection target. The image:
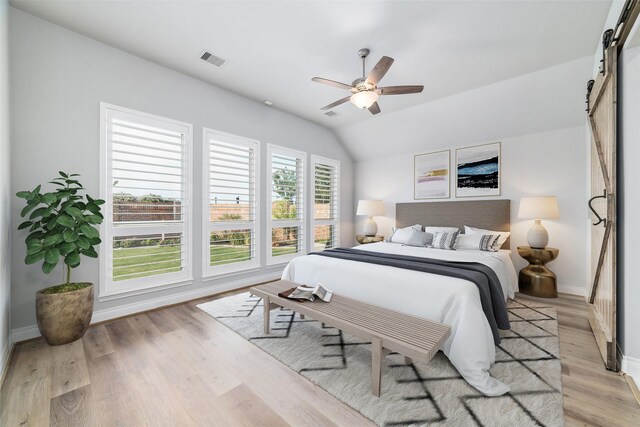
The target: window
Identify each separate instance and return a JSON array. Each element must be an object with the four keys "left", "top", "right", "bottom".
[
  {"left": 100, "top": 103, "right": 193, "bottom": 297},
  {"left": 267, "top": 144, "right": 306, "bottom": 265},
  {"left": 311, "top": 156, "right": 340, "bottom": 251},
  {"left": 203, "top": 129, "right": 260, "bottom": 276}
]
